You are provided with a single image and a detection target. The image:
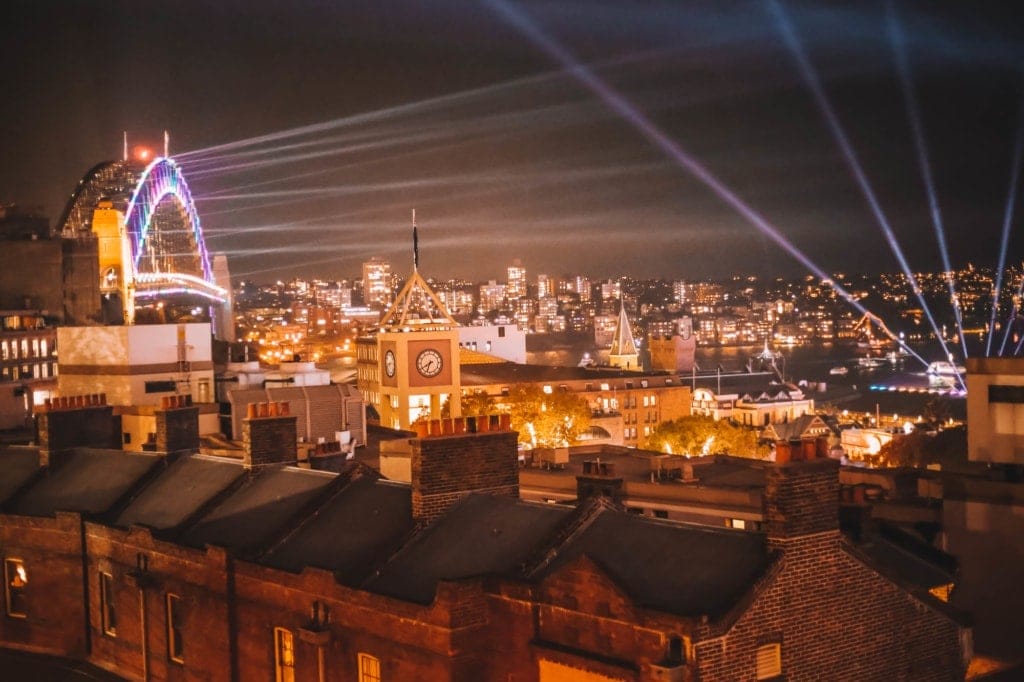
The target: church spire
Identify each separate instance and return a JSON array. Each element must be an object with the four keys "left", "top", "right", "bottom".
[{"left": 608, "top": 300, "right": 639, "bottom": 370}]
